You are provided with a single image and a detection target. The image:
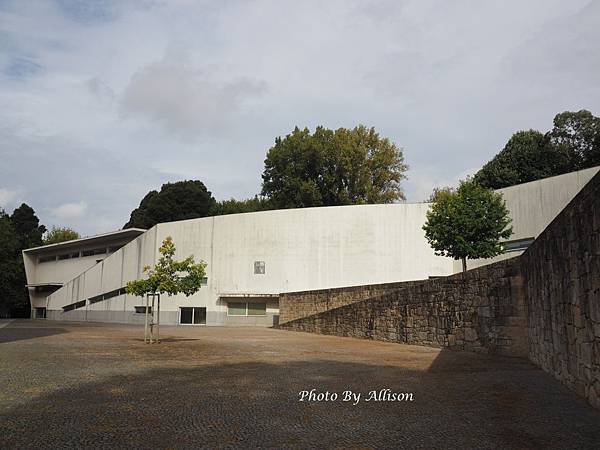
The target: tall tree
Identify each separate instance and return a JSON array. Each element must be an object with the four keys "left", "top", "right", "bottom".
[
  {"left": 423, "top": 180, "right": 513, "bottom": 272},
  {"left": 11, "top": 203, "right": 46, "bottom": 249},
  {"left": 261, "top": 125, "right": 408, "bottom": 209},
  {"left": 0, "top": 204, "right": 45, "bottom": 317},
  {"left": 548, "top": 109, "right": 600, "bottom": 170},
  {"left": 473, "top": 130, "right": 570, "bottom": 189},
  {"left": 124, "top": 180, "right": 216, "bottom": 229},
  {"left": 43, "top": 226, "right": 81, "bottom": 245}
]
